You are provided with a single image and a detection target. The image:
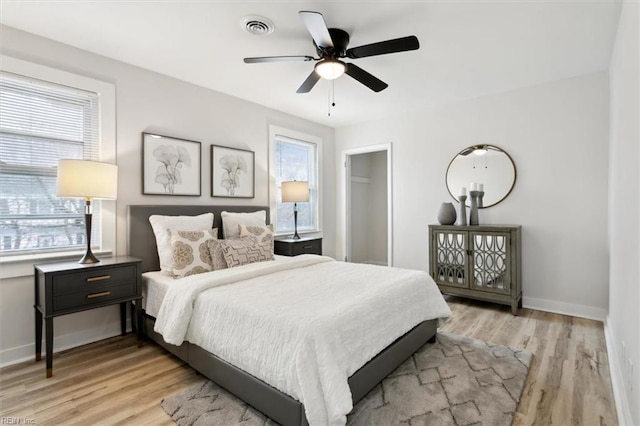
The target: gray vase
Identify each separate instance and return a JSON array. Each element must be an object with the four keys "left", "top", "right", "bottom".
[{"left": 437, "top": 202, "right": 457, "bottom": 225}]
